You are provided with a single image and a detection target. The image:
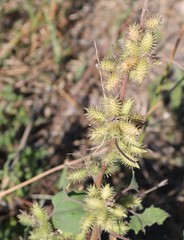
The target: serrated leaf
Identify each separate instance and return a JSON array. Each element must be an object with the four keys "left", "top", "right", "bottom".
[
  {"left": 129, "top": 205, "right": 169, "bottom": 234},
  {"left": 52, "top": 191, "right": 85, "bottom": 234}
]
